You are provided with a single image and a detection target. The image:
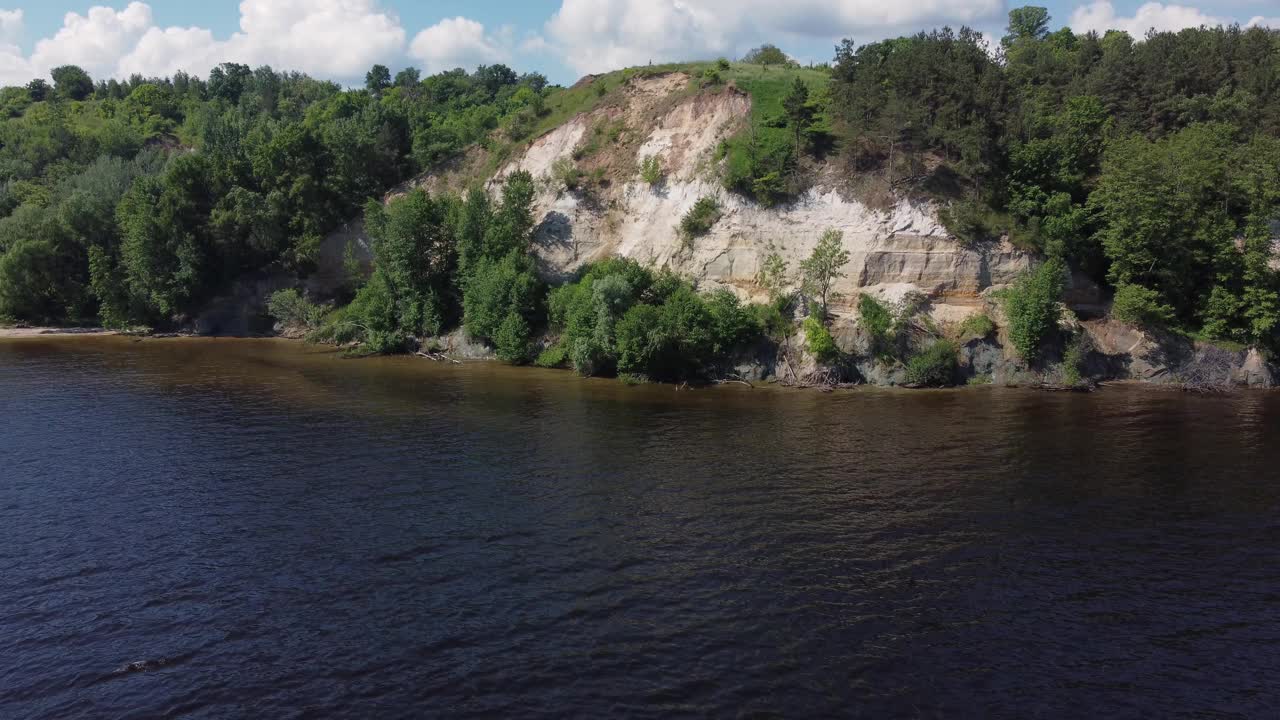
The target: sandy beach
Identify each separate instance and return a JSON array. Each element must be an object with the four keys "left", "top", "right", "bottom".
[{"left": 0, "top": 327, "right": 114, "bottom": 338}]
